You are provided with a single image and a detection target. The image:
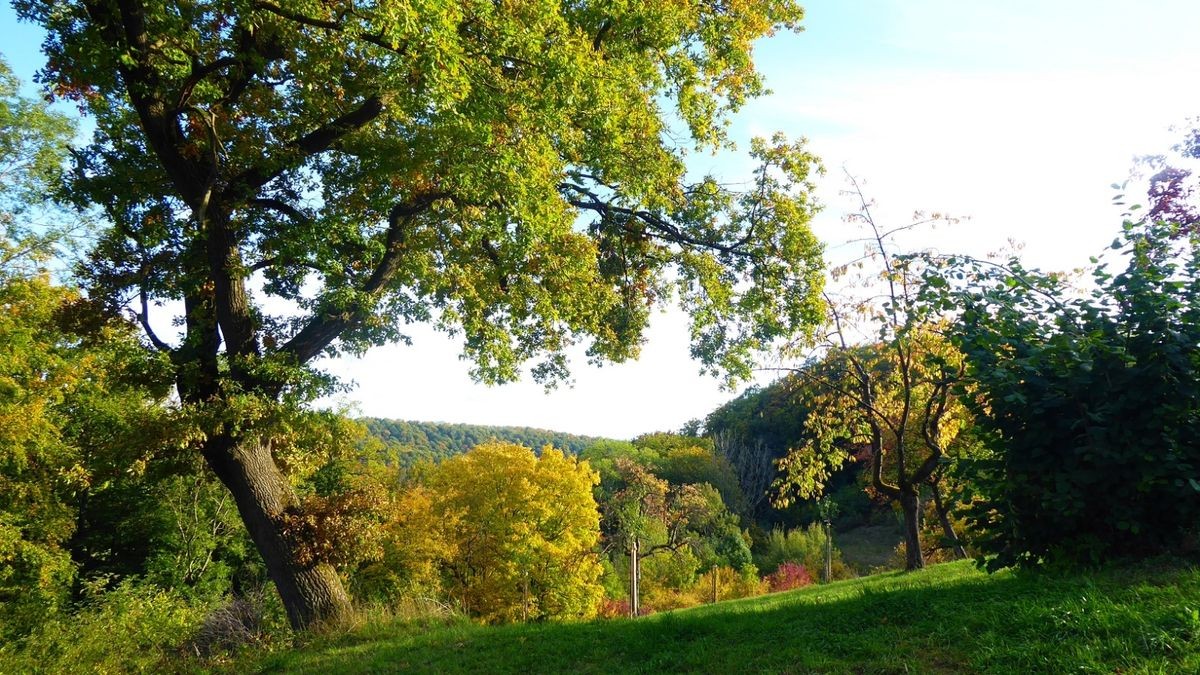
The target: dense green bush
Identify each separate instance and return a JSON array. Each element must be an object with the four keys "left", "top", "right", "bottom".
[
  {"left": 754, "top": 524, "right": 853, "bottom": 580},
  {"left": 0, "top": 581, "right": 207, "bottom": 673},
  {"left": 932, "top": 220, "right": 1200, "bottom": 568}
]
